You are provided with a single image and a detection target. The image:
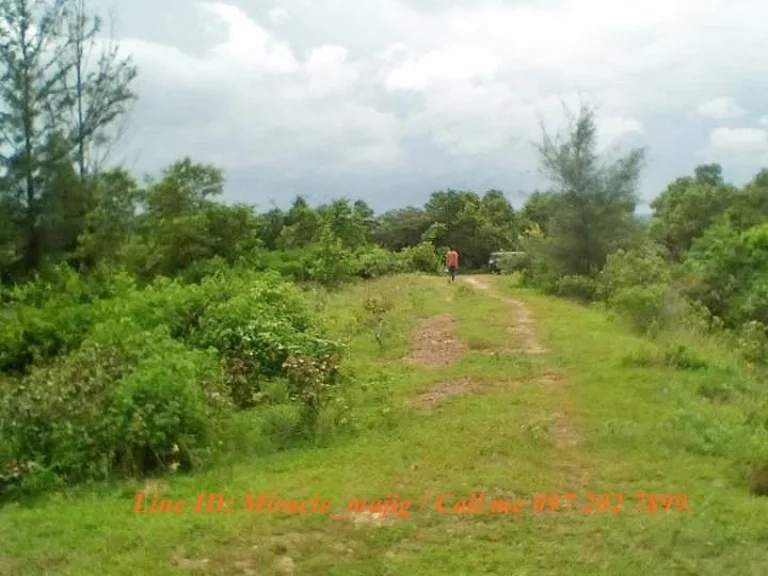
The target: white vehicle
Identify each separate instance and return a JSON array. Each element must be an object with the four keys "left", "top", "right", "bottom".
[{"left": 488, "top": 251, "right": 526, "bottom": 274}]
